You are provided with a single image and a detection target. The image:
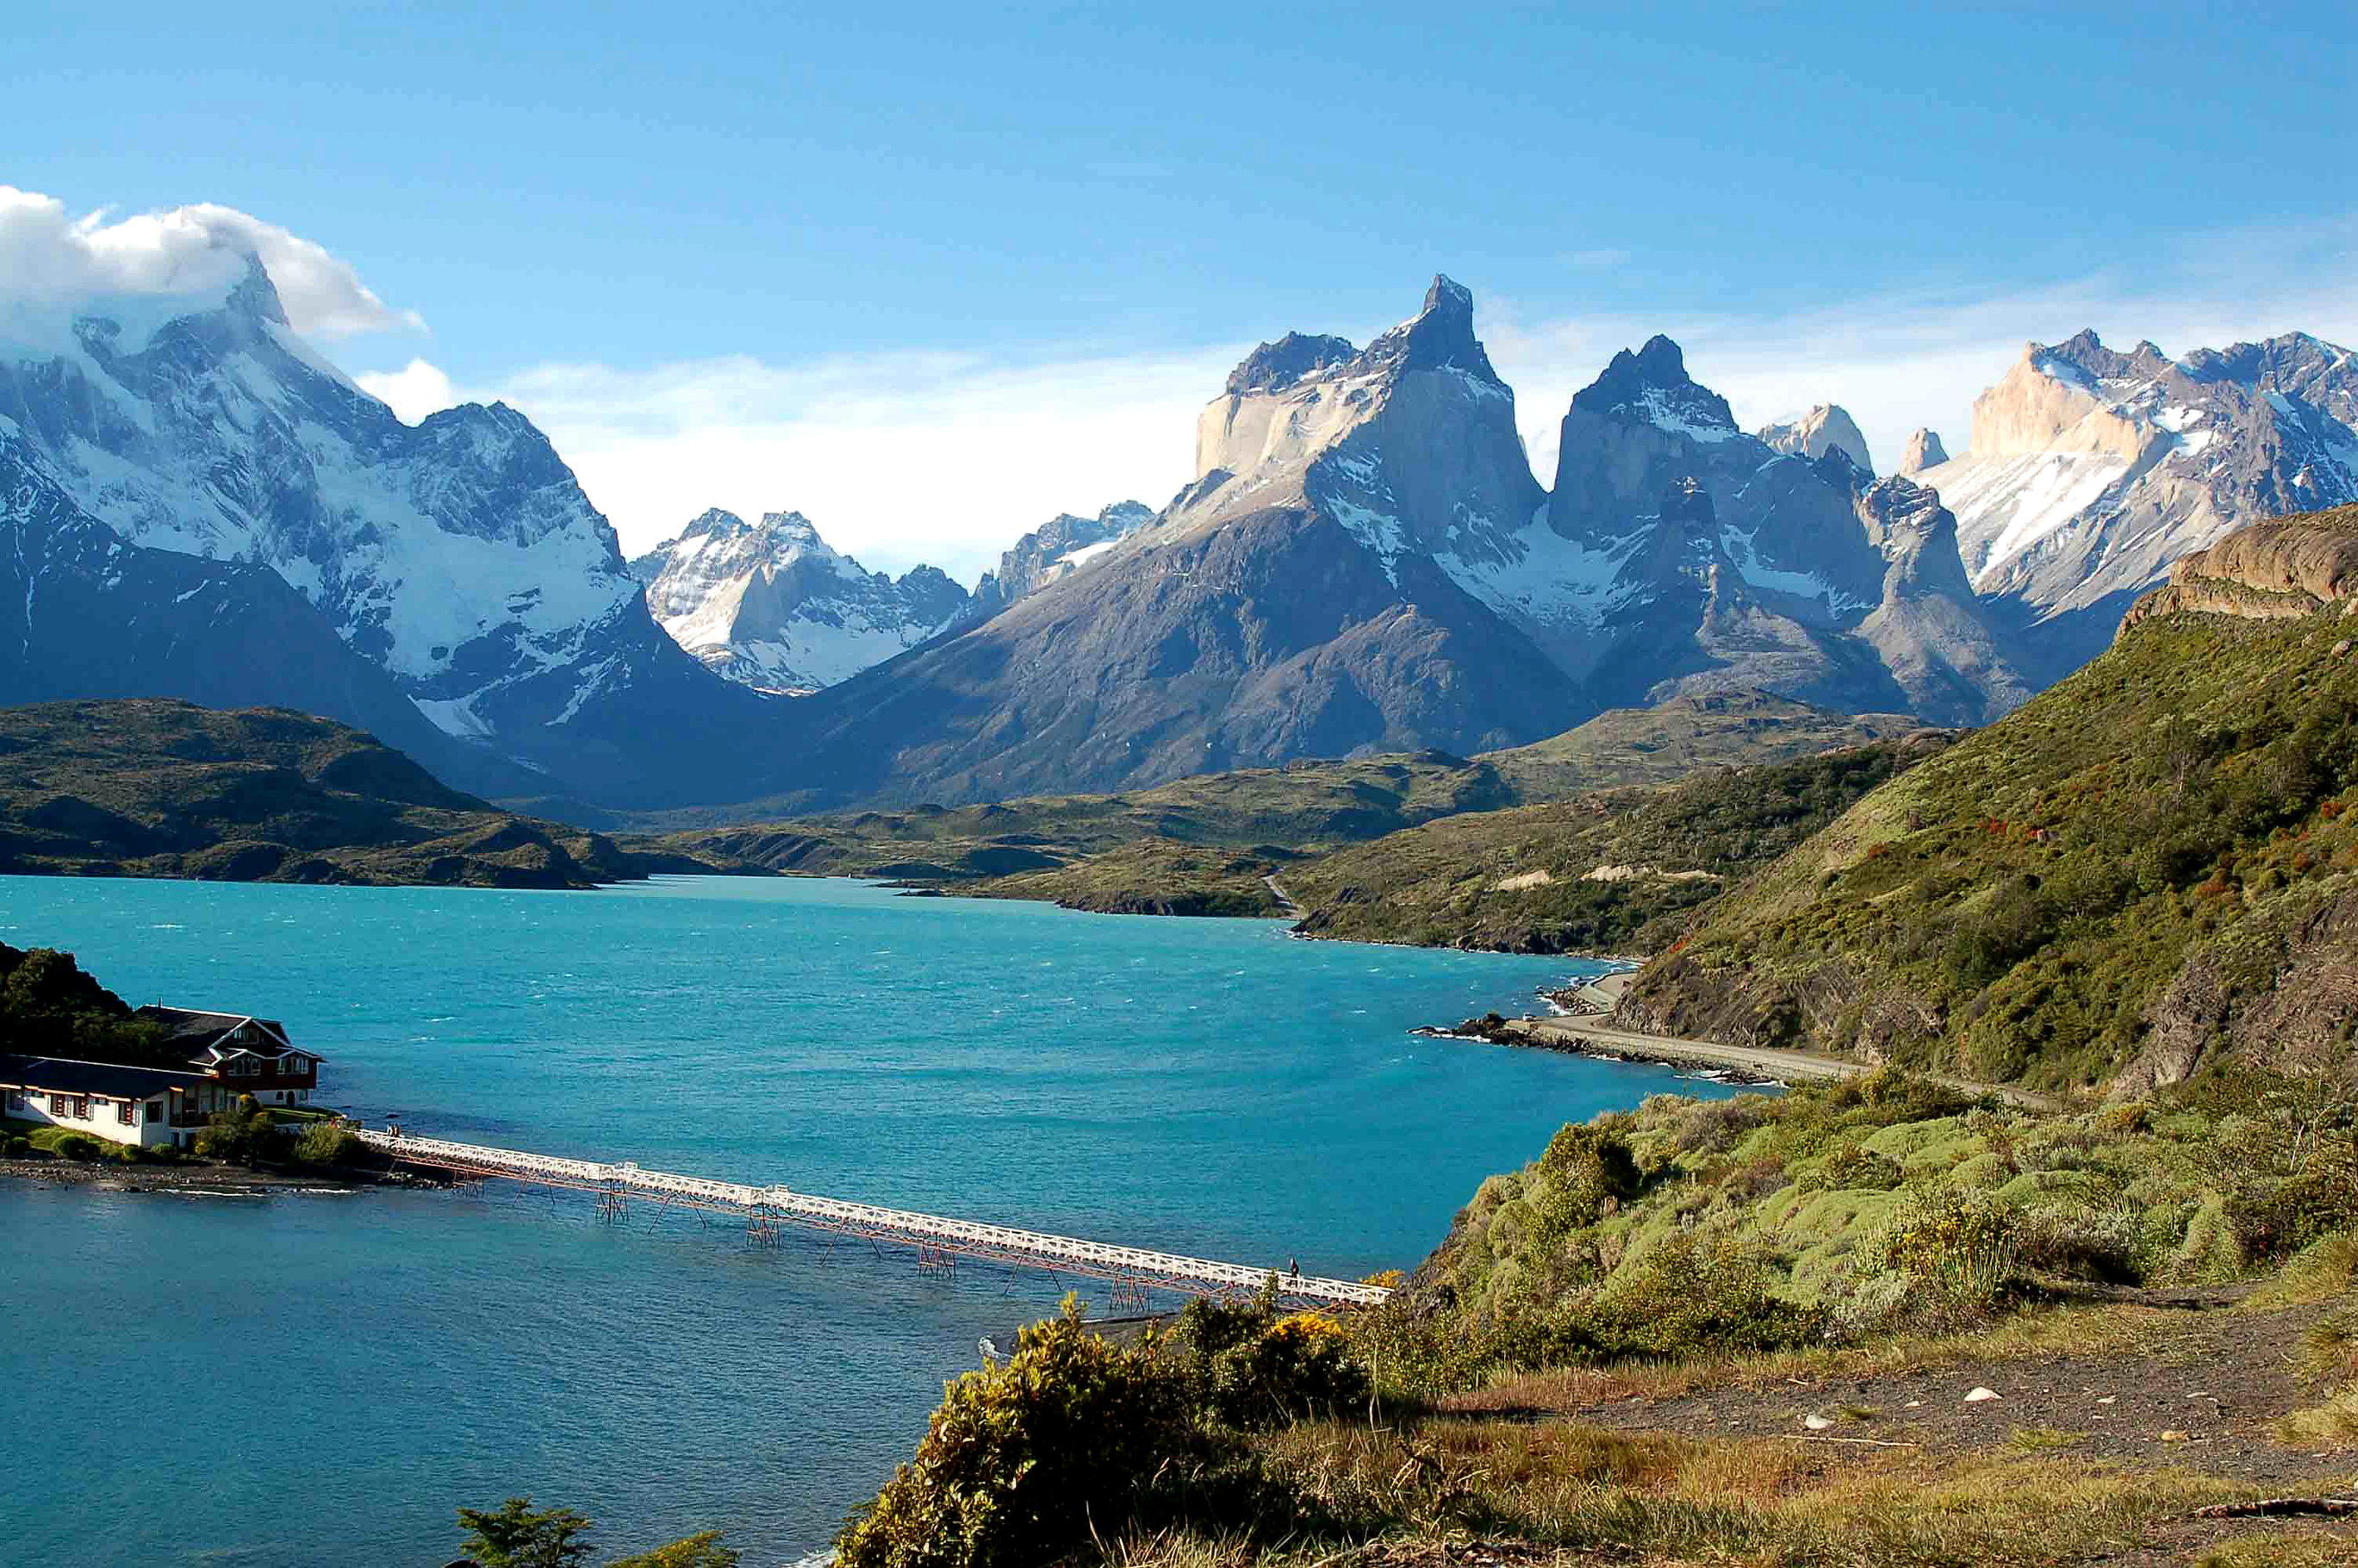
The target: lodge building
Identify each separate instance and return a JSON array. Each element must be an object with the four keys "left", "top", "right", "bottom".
[{"left": 0, "top": 1008, "right": 323, "bottom": 1151}]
